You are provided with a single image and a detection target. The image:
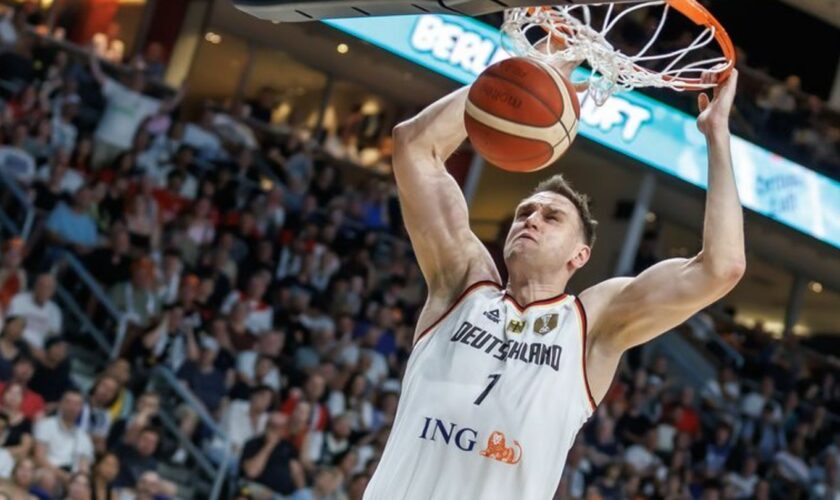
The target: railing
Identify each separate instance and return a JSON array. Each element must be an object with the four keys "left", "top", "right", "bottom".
[
  {"left": 685, "top": 313, "right": 745, "bottom": 369},
  {"left": 53, "top": 250, "right": 128, "bottom": 359},
  {"left": 148, "top": 367, "right": 232, "bottom": 500},
  {"left": 0, "top": 170, "right": 34, "bottom": 240}
]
